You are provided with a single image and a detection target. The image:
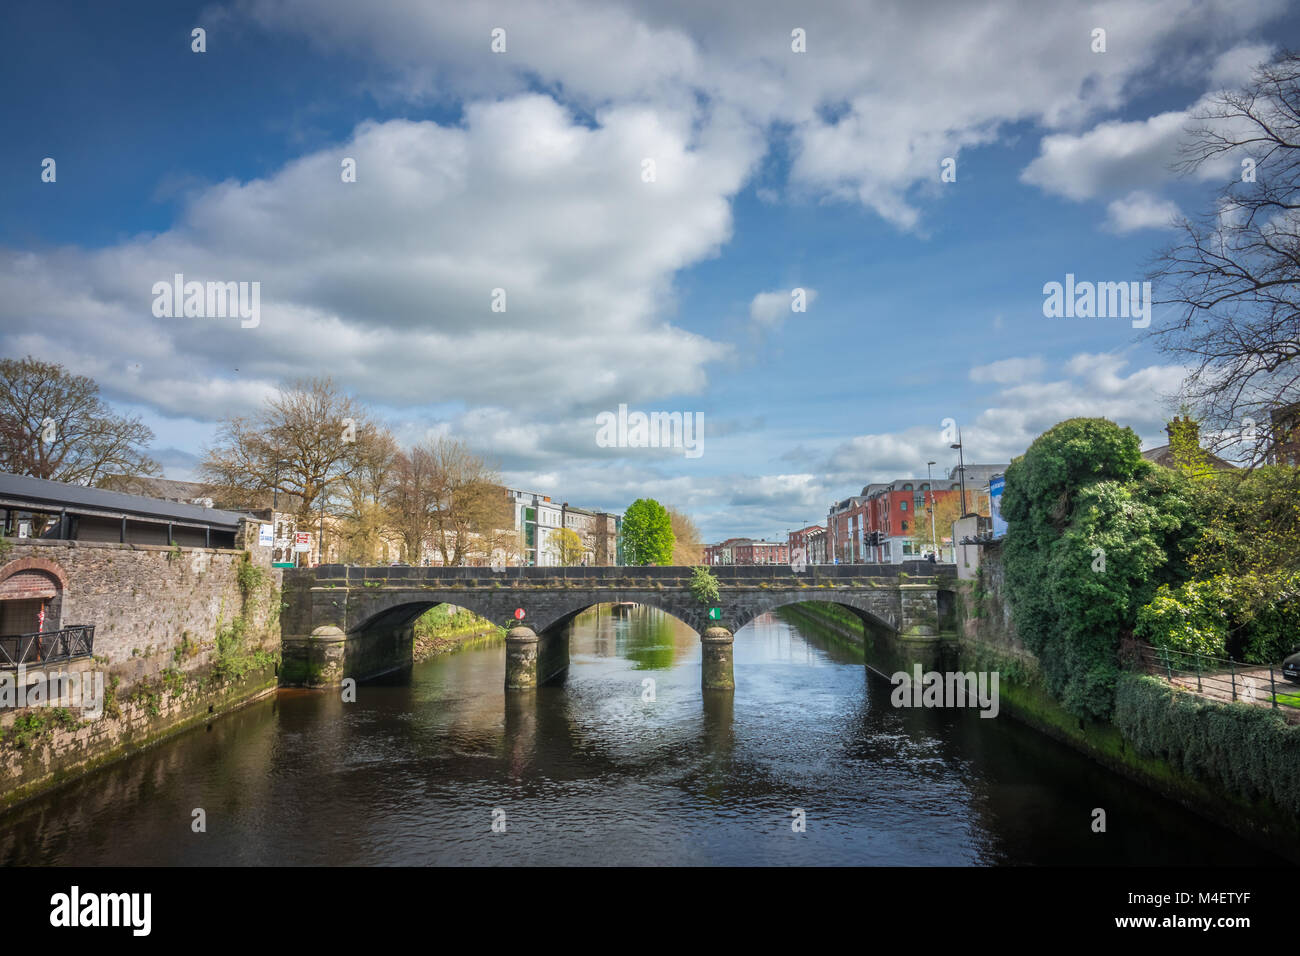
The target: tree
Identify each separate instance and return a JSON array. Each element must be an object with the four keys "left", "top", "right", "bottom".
[
  {"left": 620, "top": 498, "right": 675, "bottom": 565},
  {"left": 548, "top": 527, "right": 585, "bottom": 566},
  {"left": 909, "top": 491, "right": 964, "bottom": 556},
  {"left": 1000, "top": 419, "right": 1204, "bottom": 721},
  {"left": 385, "top": 437, "right": 509, "bottom": 566},
  {"left": 199, "top": 377, "right": 367, "bottom": 520},
  {"left": 667, "top": 507, "right": 702, "bottom": 564},
  {"left": 0, "top": 356, "right": 159, "bottom": 484},
  {"left": 334, "top": 427, "right": 400, "bottom": 563},
  {"left": 1152, "top": 51, "right": 1300, "bottom": 466}
]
